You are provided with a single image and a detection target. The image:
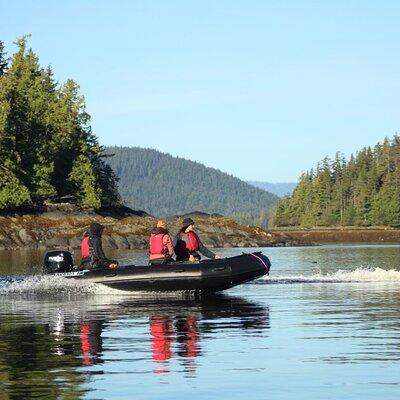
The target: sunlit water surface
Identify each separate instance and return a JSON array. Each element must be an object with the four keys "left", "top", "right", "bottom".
[{"left": 1, "top": 244, "right": 400, "bottom": 399}]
